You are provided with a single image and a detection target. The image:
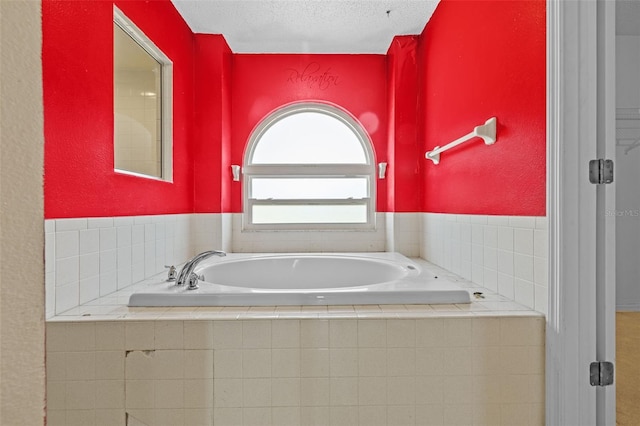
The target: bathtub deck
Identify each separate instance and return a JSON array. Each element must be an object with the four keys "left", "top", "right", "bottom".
[{"left": 48, "top": 259, "right": 542, "bottom": 322}]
